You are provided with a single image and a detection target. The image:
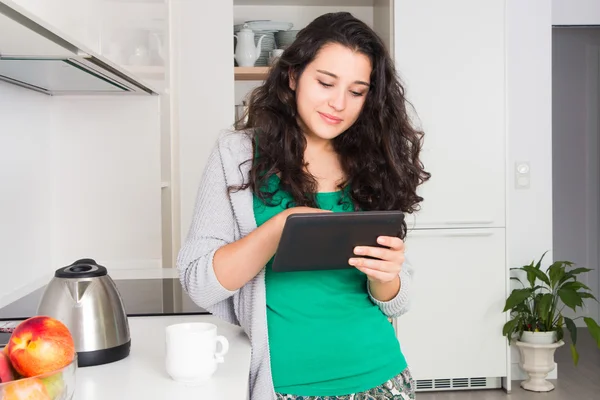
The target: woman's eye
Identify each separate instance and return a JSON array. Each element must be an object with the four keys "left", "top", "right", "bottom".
[
  {"left": 318, "top": 81, "right": 333, "bottom": 88},
  {"left": 350, "top": 91, "right": 364, "bottom": 97}
]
